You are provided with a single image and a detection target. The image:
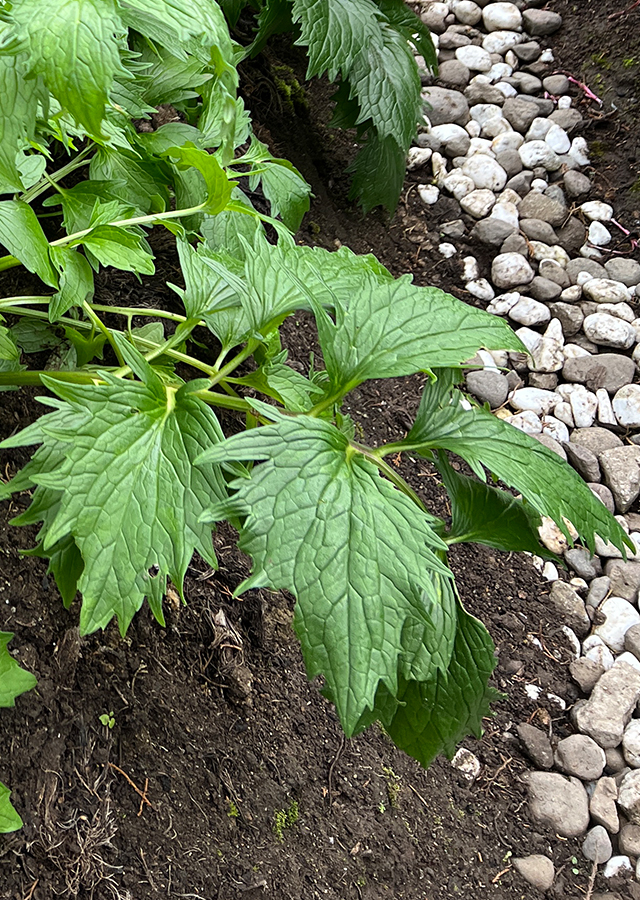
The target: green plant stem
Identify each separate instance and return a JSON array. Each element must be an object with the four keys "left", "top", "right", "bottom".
[
  {"left": 91, "top": 304, "right": 188, "bottom": 323},
  {"left": 0, "top": 296, "right": 54, "bottom": 309},
  {"left": 19, "top": 144, "right": 94, "bottom": 205},
  {"left": 0, "top": 203, "right": 208, "bottom": 274},
  {"left": 370, "top": 440, "right": 421, "bottom": 460},
  {"left": 0, "top": 369, "right": 105, "bottom": 386},
  {"left": 351, "top": 441, "right": 428, "bottom": 514},
  {"left": 82, "top": 301, "right": 126, "bottom": 367},
  {"left": 209, "top": 338, "right": 260, "bottom": 386},
  {"left": 0, "top": 305, "right": 219, "bottom": 377}
]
